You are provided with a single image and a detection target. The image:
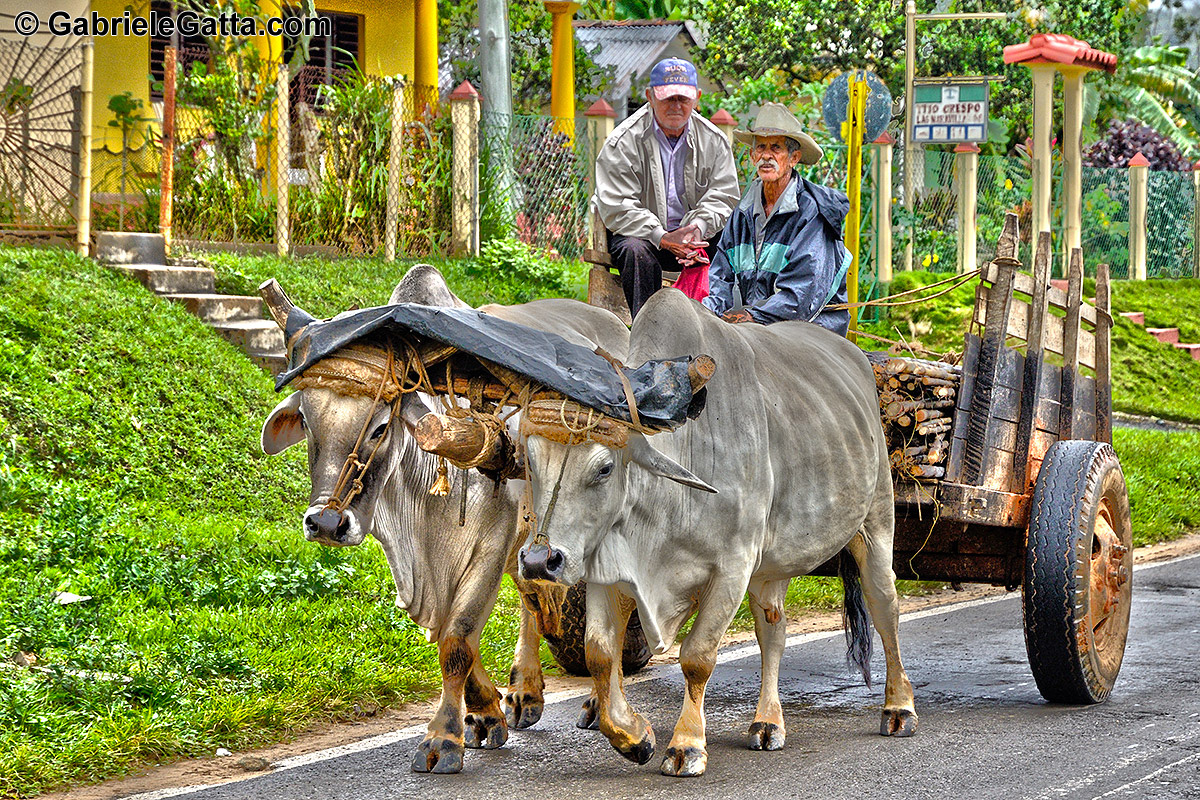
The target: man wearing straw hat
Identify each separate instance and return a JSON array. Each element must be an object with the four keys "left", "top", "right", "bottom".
[
  {"left": 593, "top": 58, "right": 740, "bottom": 319},
  {"left": 703, "top": 103, "right": 852, "bottom": 335}
]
